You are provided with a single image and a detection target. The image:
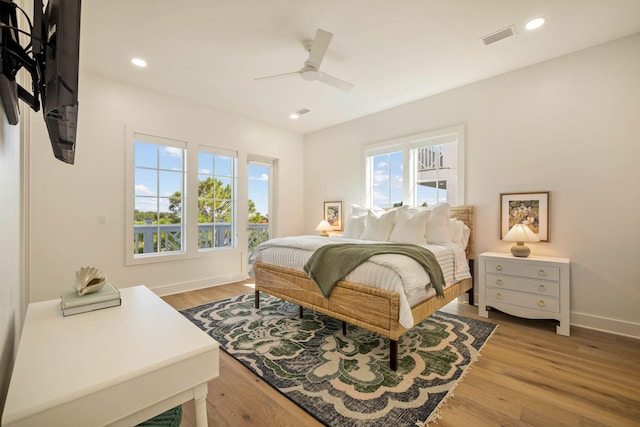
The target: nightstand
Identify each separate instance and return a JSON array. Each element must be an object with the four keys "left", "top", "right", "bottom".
[{"left": 478, "top": 252, "right": 570, "bottom": 336}]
